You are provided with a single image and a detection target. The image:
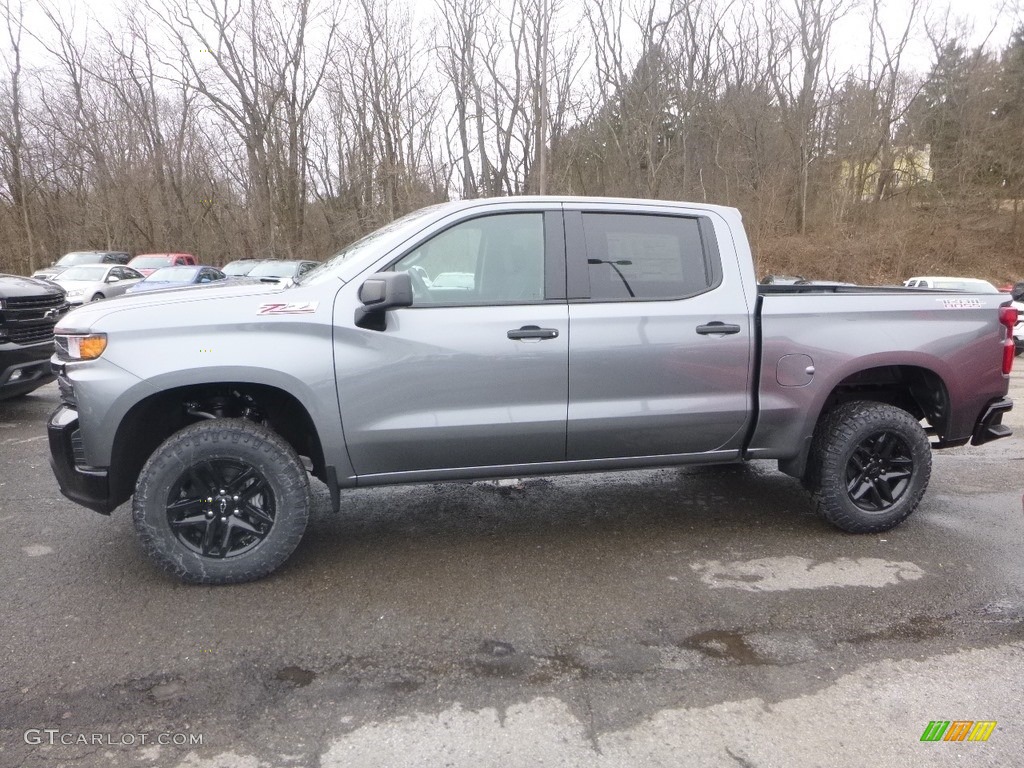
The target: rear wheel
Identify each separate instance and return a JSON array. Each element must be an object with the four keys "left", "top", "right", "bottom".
[
  {"left": 806, "top": 401, "right": 931, "bottom": 533},
  {"left": 132, "top": 419, "right": 310, "bottom": 584}
]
